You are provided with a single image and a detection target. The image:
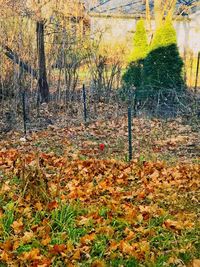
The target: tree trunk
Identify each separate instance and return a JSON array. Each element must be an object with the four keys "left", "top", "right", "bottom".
[
  {"left": 166, "top": 0, "right": 176, "bottom": 21},
  {"left": 146, "top": 0, "right": 151, "bottom": 30},
  {"left": 36, "top": 21, "right": 49, "bottom": 103},
  {"left": 154, "top": 0, "right": 163, "bottom": 28}
]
